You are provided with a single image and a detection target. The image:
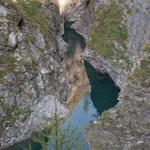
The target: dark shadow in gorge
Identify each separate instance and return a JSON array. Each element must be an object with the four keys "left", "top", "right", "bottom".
[
  {"left": 62, "top": 21, "right": 86, "bottom": 57},
  {"left": 84, "top": 61, "right": 120, "bottom": 115}
]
